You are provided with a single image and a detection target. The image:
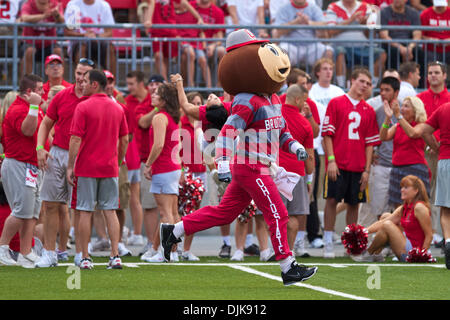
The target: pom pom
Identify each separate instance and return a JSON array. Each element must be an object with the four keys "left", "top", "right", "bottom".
[
  {"left": 406, "top": 247, "right": 436, "bottom": 263},
  {"left": 178, "top": 172, "right": 205, "bottom": 216},
  {"left": 341, "top": 224, "right": 368, "bottom": 255},
  {"left": 238, "top": 201, "right": 257, "bottom": 223}
]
